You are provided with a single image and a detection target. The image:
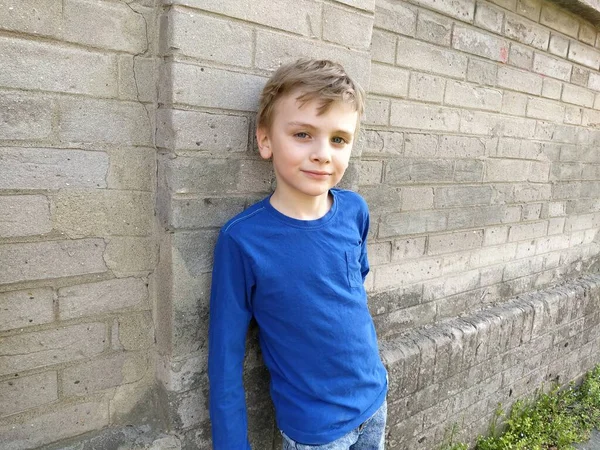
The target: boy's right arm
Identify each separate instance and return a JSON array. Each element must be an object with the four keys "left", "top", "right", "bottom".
[{"left": 208, "top": 231, "right": 254, "bottom": 450}]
